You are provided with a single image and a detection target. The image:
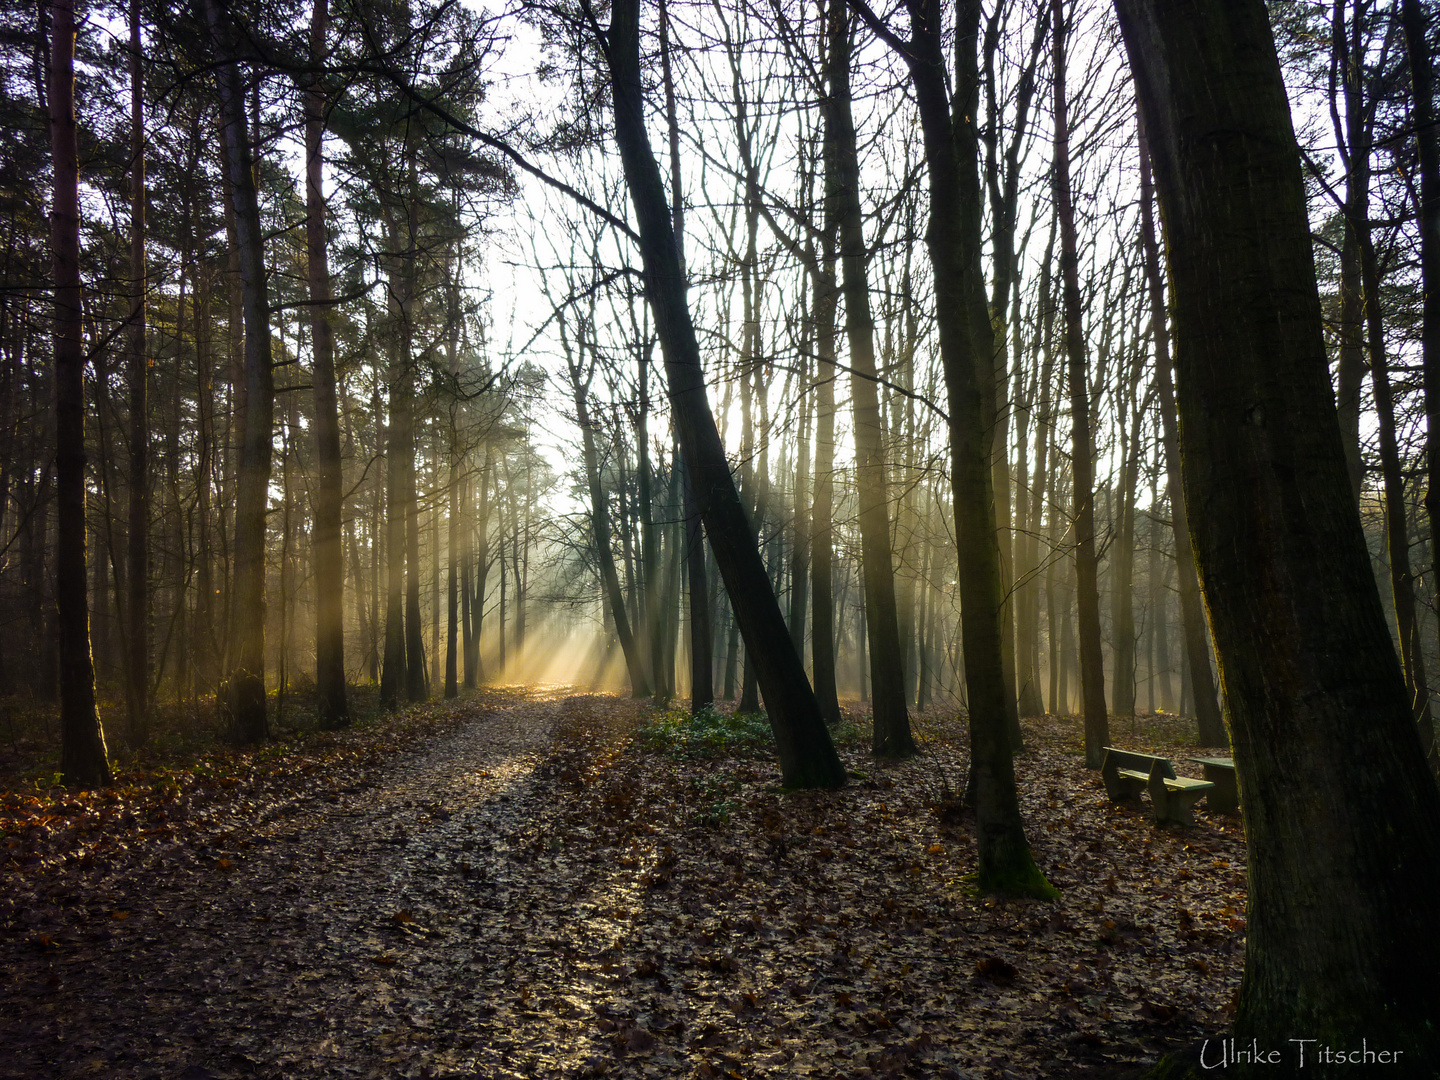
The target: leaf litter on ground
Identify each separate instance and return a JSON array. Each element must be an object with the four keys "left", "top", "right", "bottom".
[{"left": 0, "top": 687, "right": 1244, "bottom": 1079}]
